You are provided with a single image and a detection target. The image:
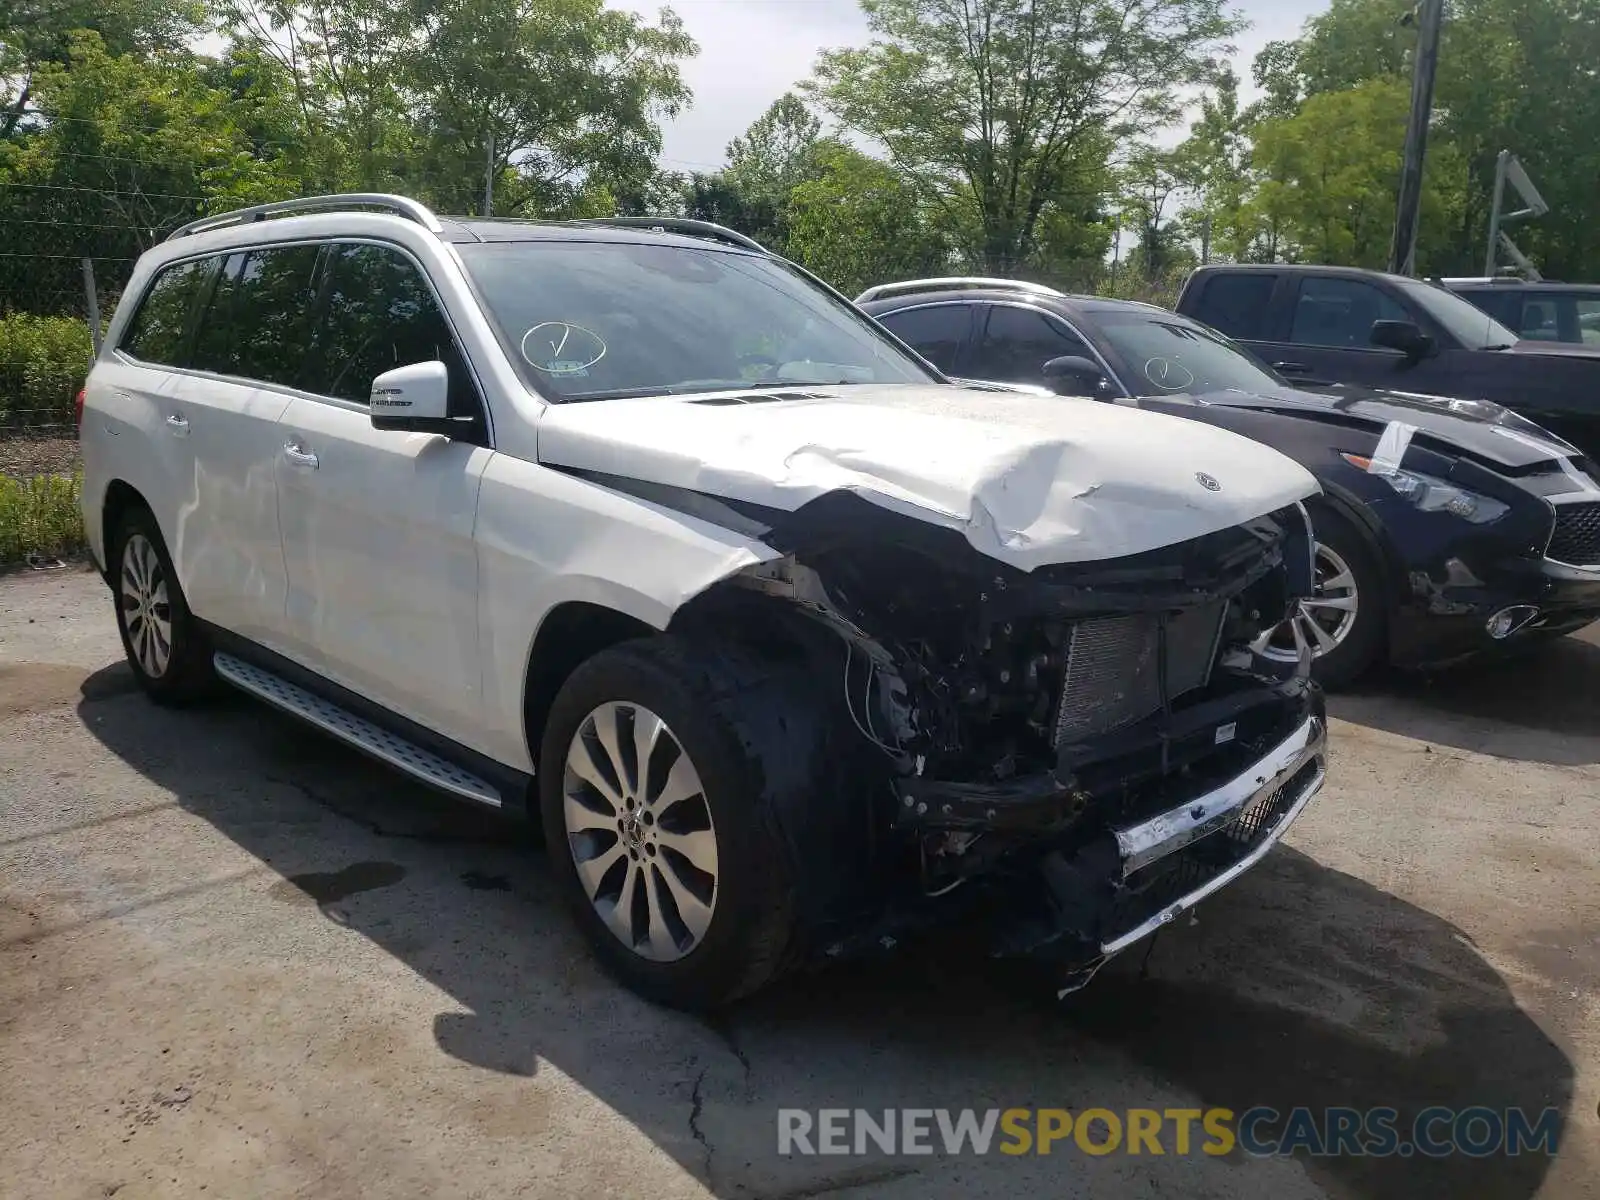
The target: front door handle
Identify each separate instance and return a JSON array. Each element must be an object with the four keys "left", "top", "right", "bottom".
[
  {"left": 282, "top": 441, "right": 319, "bottom": 470},
  {"left": 166, "top": 413, "right": 190, "bottom": 437},
  {"left": 1273, "top": 362, "right": 1312, "bottom": 374}
]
